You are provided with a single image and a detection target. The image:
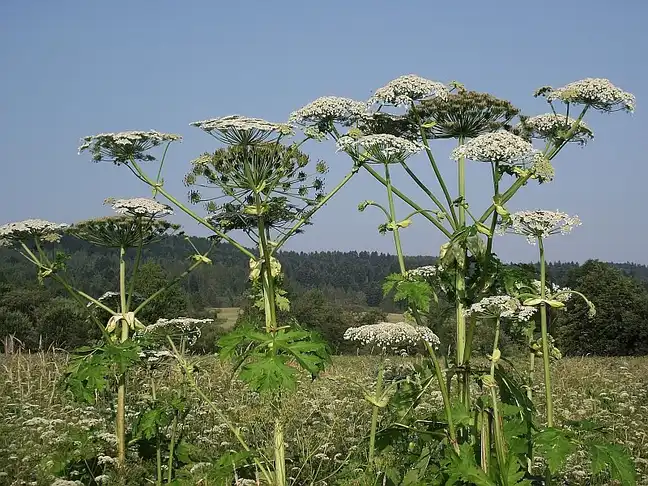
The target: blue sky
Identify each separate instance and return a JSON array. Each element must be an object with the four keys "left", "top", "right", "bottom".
[{"left": 1, "top": 0, "right": 646, "bottom": 263}]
